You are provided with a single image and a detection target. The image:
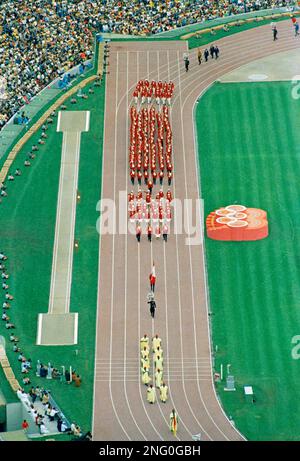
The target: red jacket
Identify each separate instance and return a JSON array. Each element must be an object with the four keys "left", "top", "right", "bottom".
[{"left": 149, "top": 274, "right": 156, "bottom": 285}]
